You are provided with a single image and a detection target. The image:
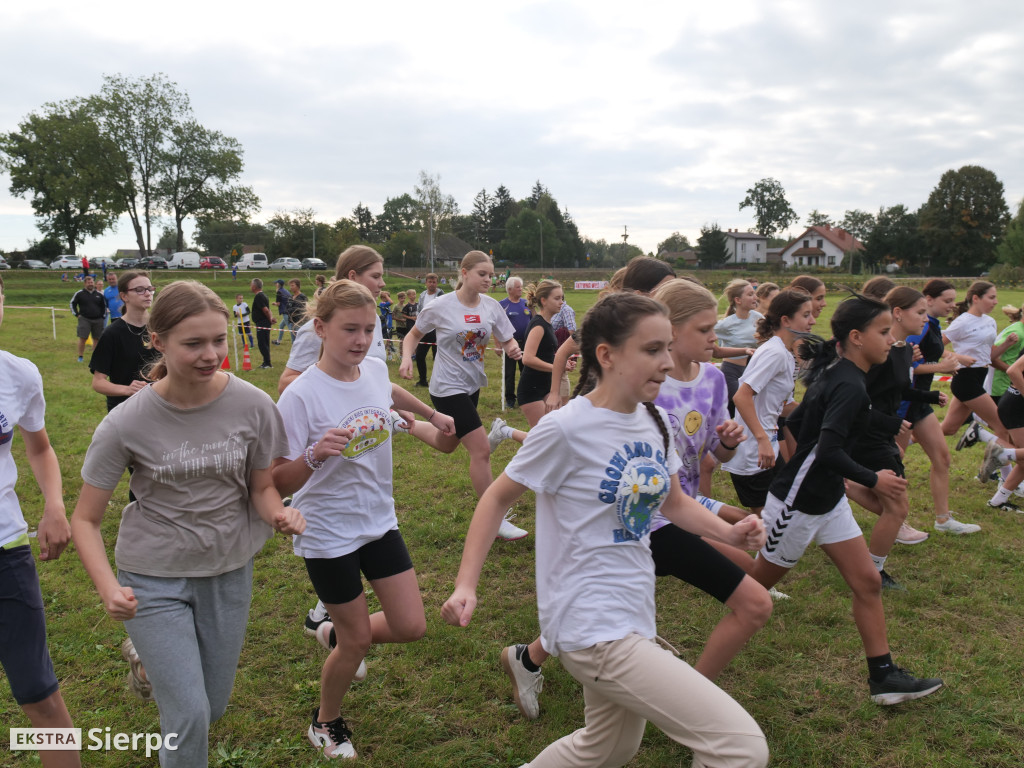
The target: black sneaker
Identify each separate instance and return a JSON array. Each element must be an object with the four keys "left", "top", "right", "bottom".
[
  {"left": 308, "top": 708, "right": 357, "bottom": 758},
  {"left": 869, "top": 666, "right": 943, "bottom": 705},
  {"left": 415, "top": 381, "right": 428, "bottom": 387},
  {"left": 304, "top": 607, "right": 328, "bottom": 636},
  {"left": 987, "top": 498, "right": 1022, "bottom": 513},
  {"left": 955, "top": 421, "right": 980, "bottom": 451},
  {"left": 880, "top": 569, "right": 906, "bottom": 591}
]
